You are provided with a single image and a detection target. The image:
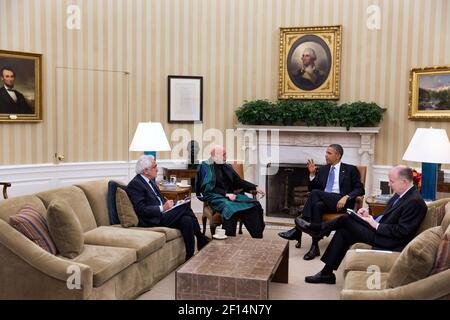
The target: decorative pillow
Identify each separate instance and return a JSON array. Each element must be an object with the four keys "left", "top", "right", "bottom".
[
  {"left": 46, "top": 199, "right": 84, "bottom": 259},
  {"left": 115, "top": 188, "right": 139, "bottom": 228},
  {"left": 9, "top": 205, "right": 57, "bottom": 255},
  {"left": 107, "top": 181, "right": 124, "bottom": 225},
  {"left": 430, "top": 232, "right": 450, "bottom": 275},
  {"left": 387, "top": 226, "right": 443, "bottom": 288}
]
